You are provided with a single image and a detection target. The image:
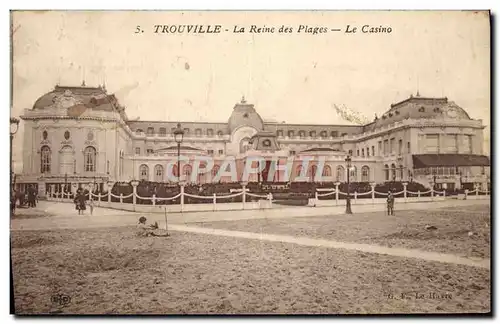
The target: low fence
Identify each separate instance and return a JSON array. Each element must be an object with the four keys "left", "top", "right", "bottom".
[{"left": 46, "top": 184, "right": 490, "bottom": 213}]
